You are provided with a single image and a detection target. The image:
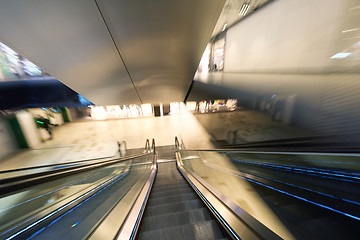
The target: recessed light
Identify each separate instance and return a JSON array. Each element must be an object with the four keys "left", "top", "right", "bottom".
[
  {"left": 239, "top": 4, "right": 247, "bottom": 15},
  {"left": 239, "top": 4, "right": 250, "bottom": 16},
  {"left": 330, "top": 53, "right": 352, "bottom": 59}
]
